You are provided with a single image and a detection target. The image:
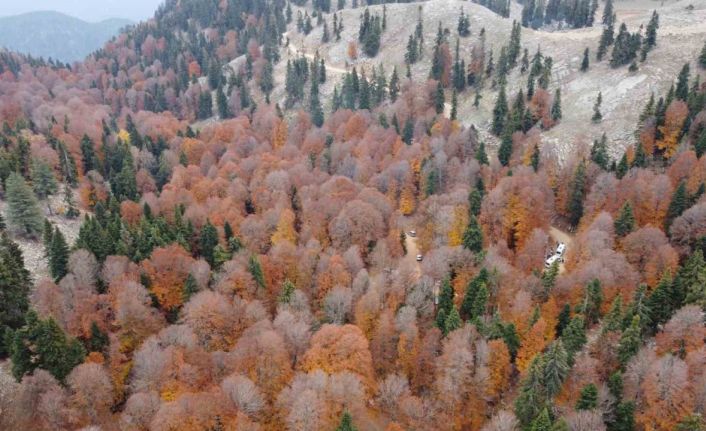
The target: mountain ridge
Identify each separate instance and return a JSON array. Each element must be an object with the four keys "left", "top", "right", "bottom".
[{"left": 0, "top": 11, "right": 132, "bottom": 63}]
